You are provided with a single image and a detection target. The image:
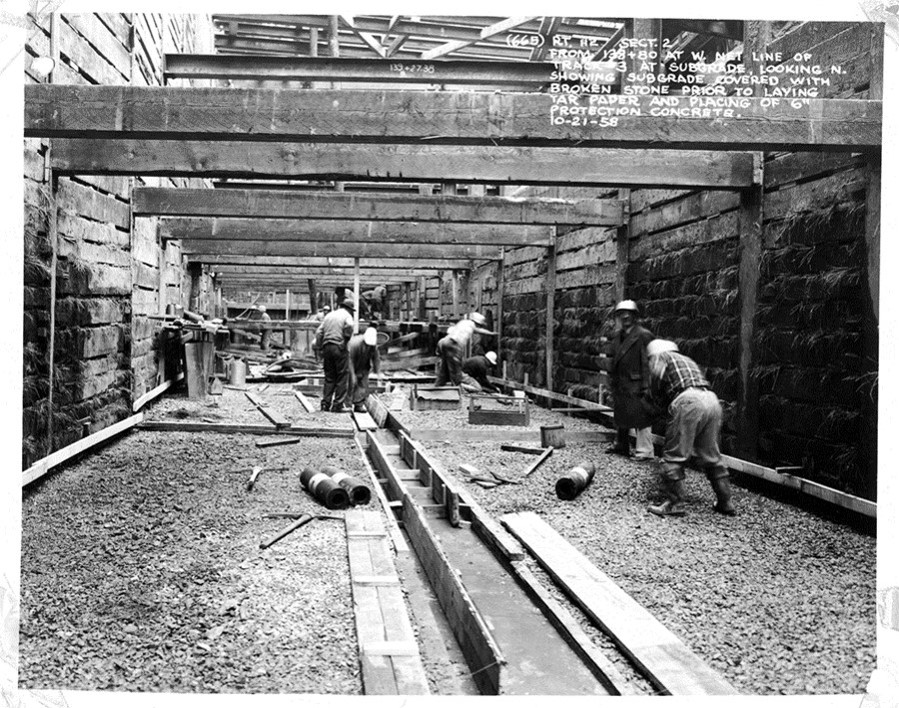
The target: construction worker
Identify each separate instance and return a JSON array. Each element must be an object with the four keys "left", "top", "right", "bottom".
[
  {"left": 644, "top": 339, "right": 736, "bottom": 517},
  {"left": 314, "top": 298, "right": 355, "bottom": 412},
  {"left": 257, "top": 305, "right": 272, "bottom": 351},
  {"left": 310, "top": 305, "right": 331, "bottom": 323},
  {"left": 461, "top": 351, "right": 499, "bottom": 393},
  {"left": 599, "top": 299, "right": 655, "bottom": 460},
  {"left": 361, "top": 284, "right": 387, "bottom": 319},
  {"left": 347, "top": 327, "right": 382, "bottom": 412},
  {"left": 435, "top": 312, "right": 494, "bottom": 388}
]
